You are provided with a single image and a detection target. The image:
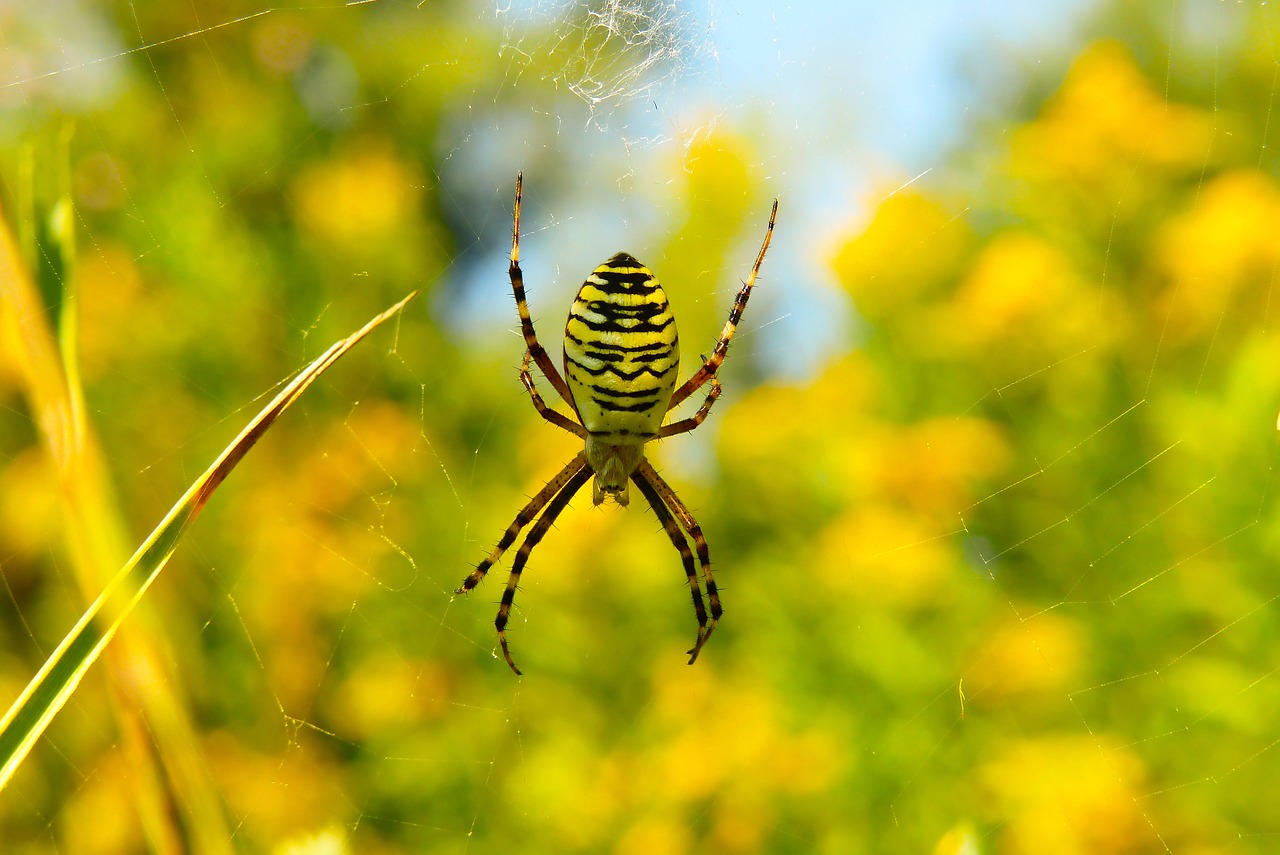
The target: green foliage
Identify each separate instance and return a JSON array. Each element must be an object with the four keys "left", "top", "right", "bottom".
[{"left": 2, "top": 2, "right": 1279, "bottom": 854}]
